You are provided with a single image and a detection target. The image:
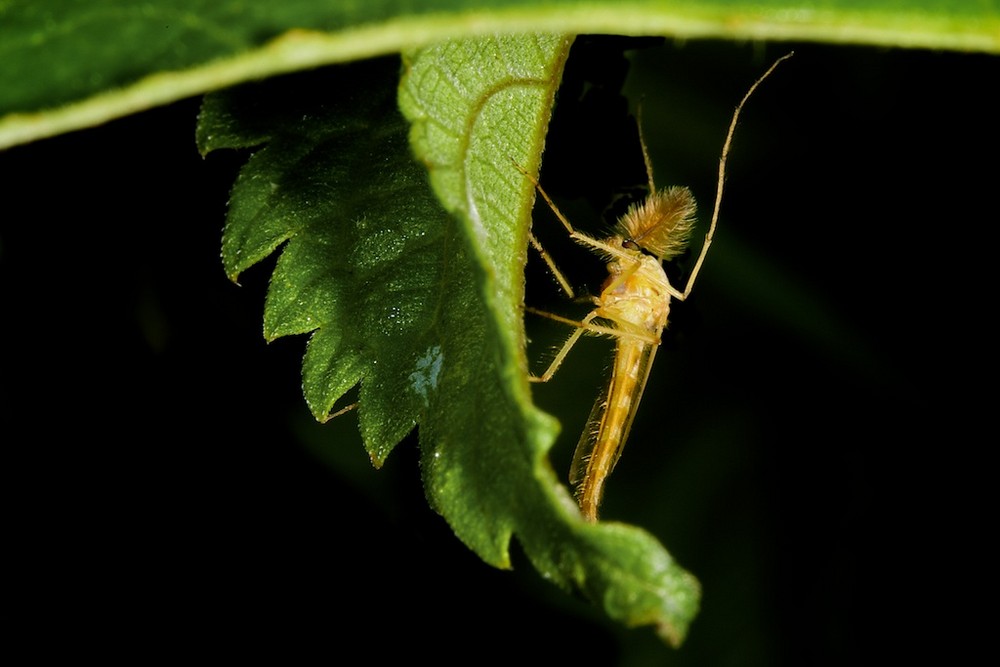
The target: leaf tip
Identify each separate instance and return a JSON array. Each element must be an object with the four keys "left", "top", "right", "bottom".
[
  {"left": 656, "top": 619, "right": 684, "bottom": 648},
  {"left": 368, "top": 451, "right": 385, "bottom": 470}
]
